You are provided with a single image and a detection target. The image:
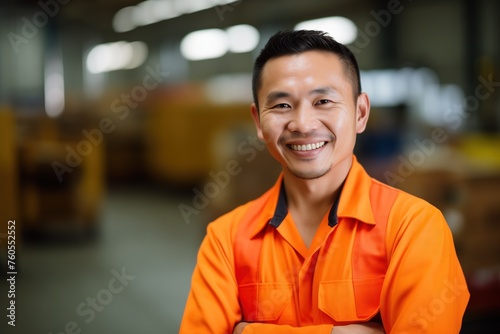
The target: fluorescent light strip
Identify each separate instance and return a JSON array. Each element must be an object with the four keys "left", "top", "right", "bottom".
[
  {"left": 45, "top": 55, "right": 65, "bottom": 118},
  {"left": 180, "top": 24, "right": 260, "bottom": 61},
  {"left": 295, "top": 16, "right": 358, "bottom": 45},
  {"left": 180, "top": 29, "right": 228, "bottom": 61},
  {"left": 86, "top": 41, "right": 148, "bottom": 73},
  {"left": 113, "top": 0, "right": 241, "bottom": 33}
]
